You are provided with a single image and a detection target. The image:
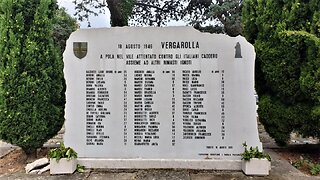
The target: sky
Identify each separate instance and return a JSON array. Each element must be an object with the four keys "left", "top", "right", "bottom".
[
  {"left": 56, "top": 0, "right": 187, "bottom": 28},
  {"left": 57, "top": 0, "right": 111, "bottom": 28}
]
